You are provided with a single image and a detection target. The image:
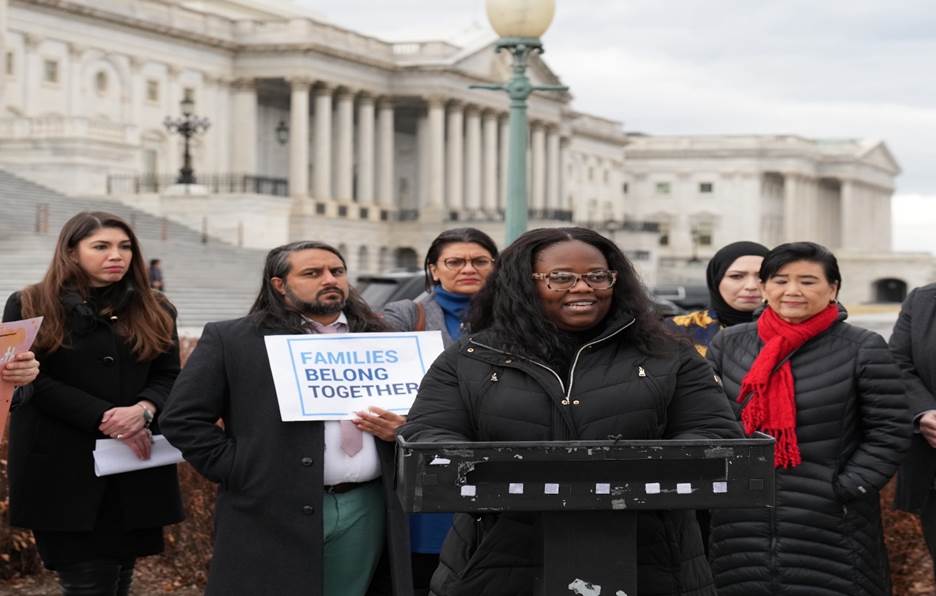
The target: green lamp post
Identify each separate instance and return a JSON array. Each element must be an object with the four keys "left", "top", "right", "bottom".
[{"left": 473, "top": 0, "right": 568, "bottom": 244}]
